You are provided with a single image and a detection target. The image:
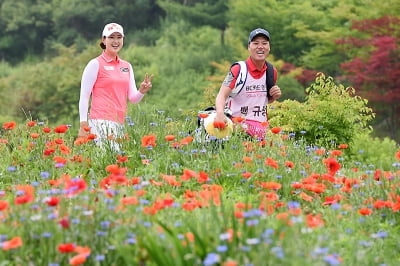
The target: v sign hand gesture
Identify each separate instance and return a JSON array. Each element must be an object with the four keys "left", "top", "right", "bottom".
[{"left": 139, "top": 73, "right": 154, "bottom": 94}]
